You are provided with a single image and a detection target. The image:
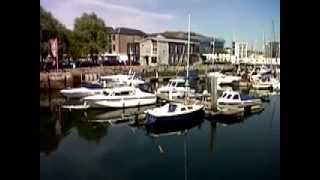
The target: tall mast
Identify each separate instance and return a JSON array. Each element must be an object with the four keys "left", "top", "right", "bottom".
[
  {"left": 272, "top": 20, "right": 277, "bottom": 69},
  {"left": 186, "top": 14, "right": 191, "bottom": 87},
  {"left": 263, "top": 31, "right": 265, "bottom": 65}
]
